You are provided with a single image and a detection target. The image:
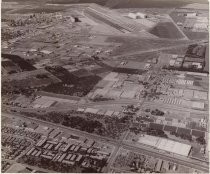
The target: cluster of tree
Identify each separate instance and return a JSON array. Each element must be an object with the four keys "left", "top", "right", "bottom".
[
  {"left": 170, "top": 131, "right": 192, "bottom": 141},
  {"left": 140, "top": 90, "right": 148, "bottom": 98},
  {"left": 2, "top": 81, "right": 35, "bottom": 97},
  {"left": 147, "top": 128, "right": 168, "bottom": 138},
  {"left": 103, "top": 116, "right": 130, "bottom": 139},
  {"left": 113, "top": 67, "right": 145, "bottom": 75},
  {"left": 91, "top": 95, "right": 114, "bottom": 102},
  {"left": 63, "top": 116, "right": 104, "bottom": 133},
  {"left": 2, "top": 29, "right": 24, "bottom": 41},
  {"left": 128, "top": 153, "right": 147, "bottom": 172},
  {"left": 82, "top": 158, "right": 107, "bottom": 173},
  {"left": 196, "top": 136, "right": 206, "bottom": 145},
  {"left": 151, "top": 109, "right": 164, "bottom": 116},
  {"left": 129, "top": 127, "right": 141, "bottom": 134},
  {"left": 112, "top": 154, "right": 127, "bottom": 168},
  {"left": 44, "top": 66, "right": 101, "bottom": 97},
  {"left": 8, "top": 13, "right": 54, "bottom": 27},
  {"left": 21, "top": 111, "right": 104, "bottom": 134},
  {"left": 125, "top": 105, "right": 139, "bottom": 113},
  {"left": 21, "top": 110, "right": 132, "bottom": 140},
  {"left": 186, "top": 44, "right": 206, "bottom": 58},
  {"left": 136, "top": 116, "right": 153, "bottom": 123},
  {"left": 36, "top": 74, "right": 49, "bottom": 79}
]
